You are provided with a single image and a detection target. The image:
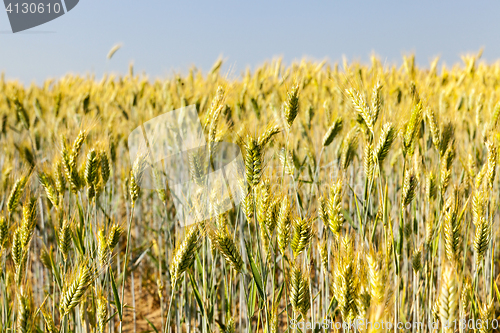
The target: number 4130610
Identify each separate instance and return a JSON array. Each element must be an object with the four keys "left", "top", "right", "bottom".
[{"left": 6, "top": 2, "right": 62, "bottom": 14}]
